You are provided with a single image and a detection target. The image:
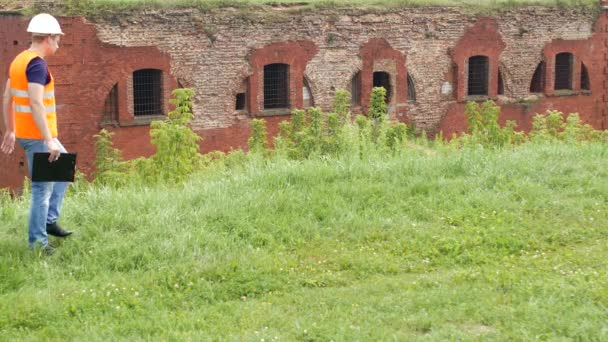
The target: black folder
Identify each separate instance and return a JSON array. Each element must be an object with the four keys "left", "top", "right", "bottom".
[{"left": 32, "top": 153, "right": 77, "bottom": 182}]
